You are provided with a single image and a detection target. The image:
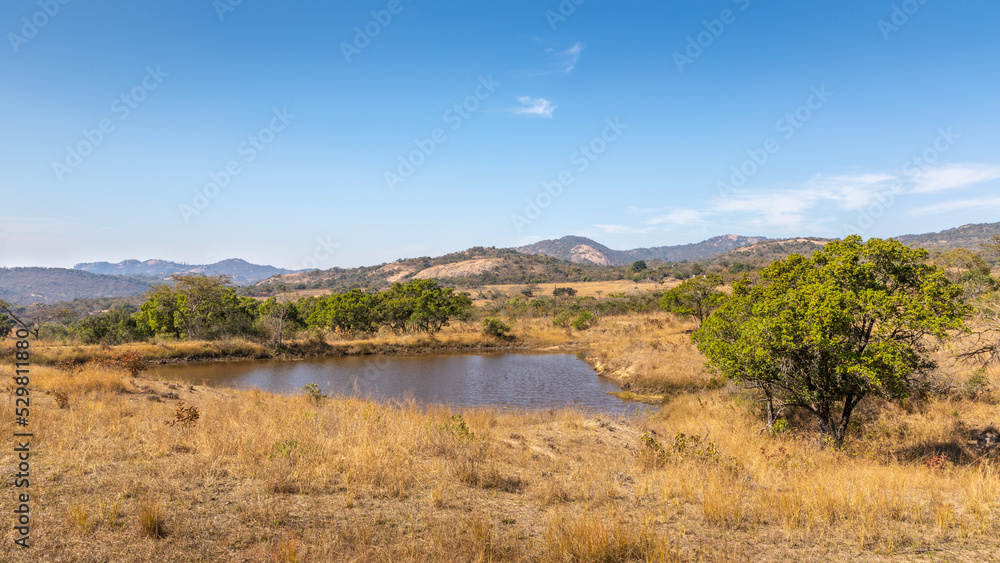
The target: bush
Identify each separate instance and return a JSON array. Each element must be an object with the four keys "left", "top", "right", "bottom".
[
  {"left": 571, "top": 311, "right": 596, "bottom": 331},
  {"left": 482, "top": 318, "right": 512, "bottom": 340},
  {"left": 552, "top": 311, "right": 572, "bottom": 328},
  {"left": 553, "top": 287, "right": 577, "bottom": 297},
  {"left": 302, "top": 383, "right": 327, "bottom": 403}
]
